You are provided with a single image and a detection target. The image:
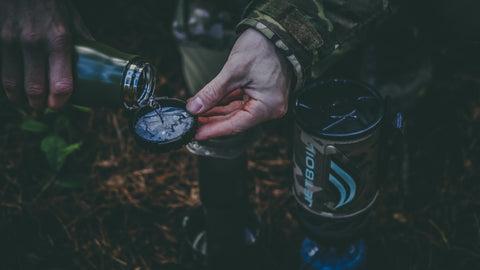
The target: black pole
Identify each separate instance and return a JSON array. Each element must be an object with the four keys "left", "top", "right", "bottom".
[{"left": 198, "top": 153, "right": 250, "bottom": 269}]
